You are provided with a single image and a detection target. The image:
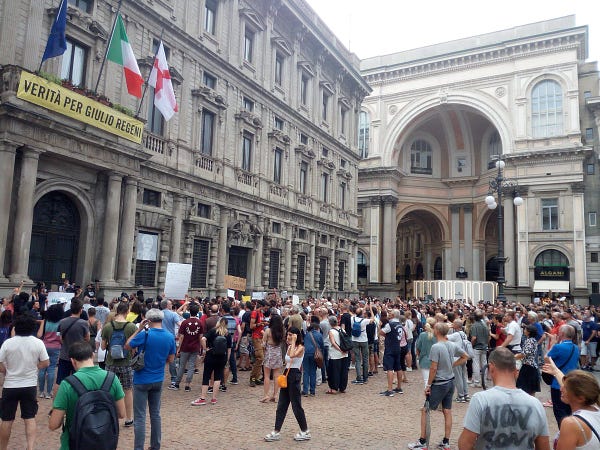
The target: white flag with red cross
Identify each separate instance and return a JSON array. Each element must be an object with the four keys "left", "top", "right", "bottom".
[{"left": 148, "top": 41, "right": 178, "bottom": 121}]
